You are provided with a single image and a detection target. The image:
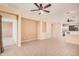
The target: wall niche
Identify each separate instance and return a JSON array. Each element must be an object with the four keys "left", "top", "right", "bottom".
[{"left": 62, "top": 22, "right": 79, "bottom": 36}]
